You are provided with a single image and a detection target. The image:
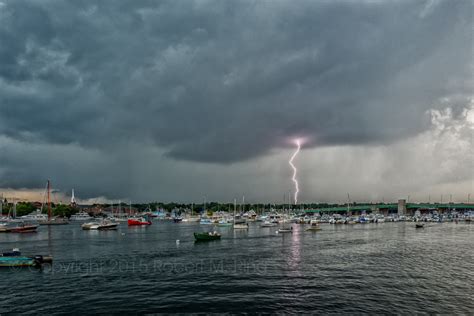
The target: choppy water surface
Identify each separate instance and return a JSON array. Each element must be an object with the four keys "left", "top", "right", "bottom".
[{"left": 0, "top": 222, "right": 473, "bottom": 314}]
